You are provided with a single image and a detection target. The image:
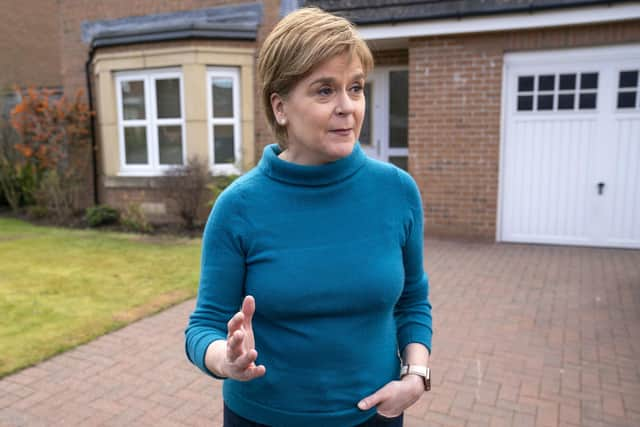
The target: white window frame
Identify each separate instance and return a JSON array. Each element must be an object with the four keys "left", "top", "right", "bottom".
[
  {"left": 206, "top": 67, "right": 242, "bottom": 175},
  {"left": 115, "top": 68, "right": 186, "bottom": 176}
]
